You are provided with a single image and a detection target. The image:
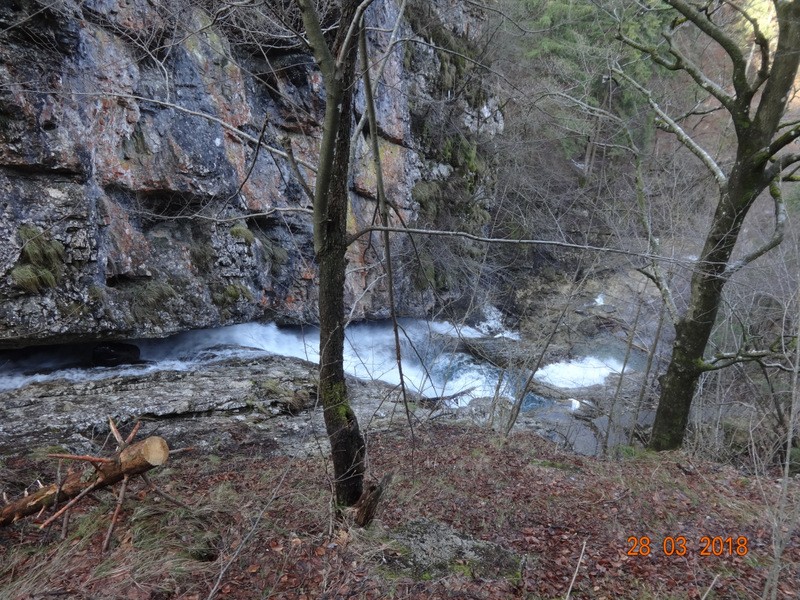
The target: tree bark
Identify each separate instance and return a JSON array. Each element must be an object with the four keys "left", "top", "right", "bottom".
[
  {"left": 0, "top": 436, "right": 169, "bottom": 527},
  {"left": 648, "top": 0, "right": 800, "bottom": 450}
]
